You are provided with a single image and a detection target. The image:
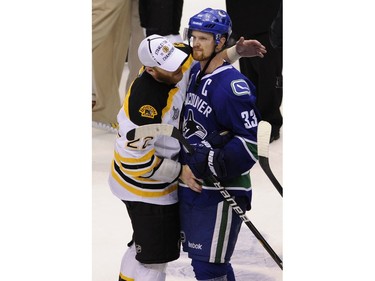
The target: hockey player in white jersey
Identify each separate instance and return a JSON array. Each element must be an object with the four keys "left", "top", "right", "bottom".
[
  {"left": 179, "top": 8, "right": 261, "bottom": 281},
  {"left": 107, "top": 29, "right": 266, "bottom": 281}
]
